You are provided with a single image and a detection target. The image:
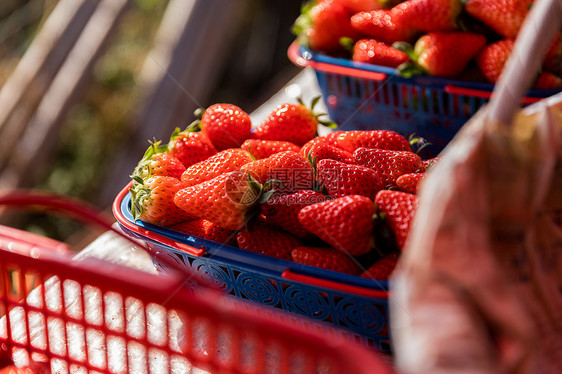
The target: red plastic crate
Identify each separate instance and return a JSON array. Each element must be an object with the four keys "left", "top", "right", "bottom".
[{"left": 0, "top": 190, "right": 394, "bottom": 374}]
